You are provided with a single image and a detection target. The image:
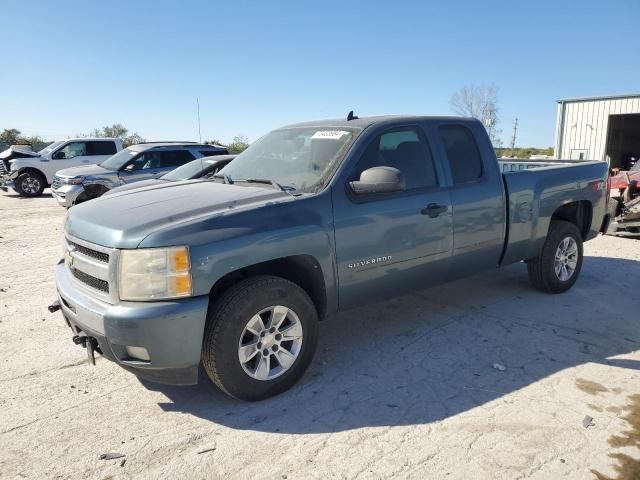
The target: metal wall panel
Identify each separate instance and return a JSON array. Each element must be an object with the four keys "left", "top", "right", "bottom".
[{"left": 555, "top": 96, "right": 640, "bottom": 161}]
